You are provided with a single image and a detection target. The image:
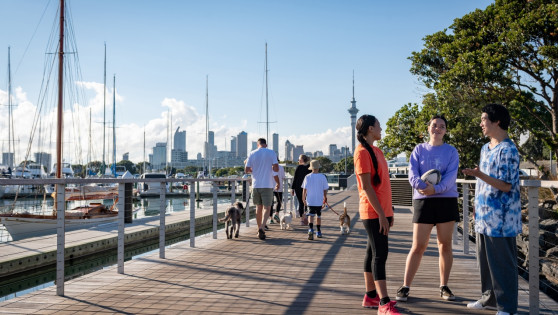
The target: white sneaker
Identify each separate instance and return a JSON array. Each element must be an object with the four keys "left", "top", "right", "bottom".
[
  {"left": 467, "top": 300, "right": 486, "bottom": 309},
  {"left": 495, "top": 312, "right": 515, "bottom": 315}
]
